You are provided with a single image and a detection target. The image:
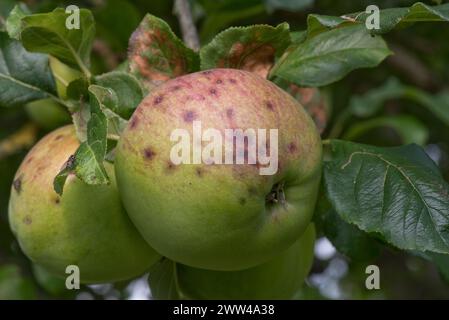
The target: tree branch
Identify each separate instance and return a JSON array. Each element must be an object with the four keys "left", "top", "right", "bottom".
[{"left": 173, "top": 0, "right": 200, "bottom": 51}]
